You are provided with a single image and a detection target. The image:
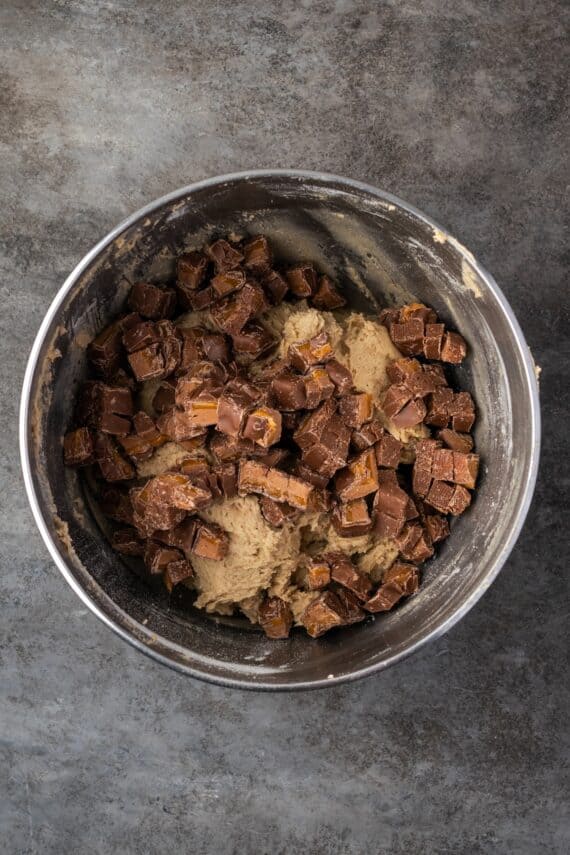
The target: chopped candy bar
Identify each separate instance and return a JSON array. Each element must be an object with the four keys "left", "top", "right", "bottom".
[
  {"left": 325, "top": 359, "right": 353, "bottom": 395},
  {"left": 424, "top": 514, "right": 450, "bottom": 543},
  {"left": 127, "top": 343, "right": 165, "bottom": 382},
  {"left": 425, "top": 387, "right": 454, "bottom": 428},
  {"left": 423, "top": 323, "right": 445, "bottom": 360},
  {"left": 389, "top": 317, "right": 424, "bottom": 355},
  {"left": 293, "top": 399, "right": 337, "bottom": 450},
  {"left": 100, "top": 486, "right": 134, "bottom": 526},
  {"left": 365, "top": 561, "right": 419, "bottom": 612},
  {"left": 152, "top": 379, "right": 176, "bottom": 414},
  {"left": 375, "top": 432, "right": 402, "bottom": 468},
  {"left": 312, "top": 275, "right": 346, "bottom": 310},
  {"left": 288, "top": 332, "right": 334, "bottom": 372},
  {"left": 122, "top": 320, "right": 160, "bottom": 353},
  {"left": 259, "top": 596, "right": 293, "bottom": 639},
  {"left": 382, "top": 384, "right": 412, "bottom": 419},
  {"left": 303, "top": 367, "right": 335, "bottom": 409},
  {"left": 325, "top": 552, "right": 372, "bottom": 601},
  {"left": 293, "top": 461, "right": 329, "bottom": 490},
  {"left": 259, "top": 496, "right": 299, "bottom": 528},
  {"left": 177, "top": 251, "right": 208, "bottom": 292},
  {"left": 351, "top": 418, "right": 385, "bottom": 452},
  {"left": 116, "top": 433, "right": 153, "bottom": 460},
  {"left": 425, "top": 480, "right": 455, "bottom": 514},
  {"left": 335, "top": 449, "right": 378, "bottom": 502},
  {"left": 64, "top": 427, "right": 94, "bottom": 466},
  {"left": 183, "top": 391, "right": 220, "bottom": 427},
  {"left": 437, "top": 428, "right": 474, "bottom": 454},
  {"left": 144, "top": 542, "right": 184, "bottom": 575},
  {"left": 238, "top": 460, "right": 314, "bottom": 510},
  {"left": 373, "top": 510, "right": 405, "bottom": 539},
  {"left": 243, "top": 406, "right": 282, "bottom": 448},
  {"left": 270, "top": 371, "right": 307, "bottom": 410},
  {"left": 154, "top": 518, "right": 198, "bottom": 556},
  {"left": 379, "top": 307, "right": 400, "bottom": 328},
  {"left": 261, "top": 269, "right": 289, "bottom": 304},
  {"left": 374, "top": 478, "right": 409, "bottom": 519},
  {"left": 192, "top": 520, "right": 229, "bottom": 560},
  {"left": 400, "top": 302, "right": 437, "bottom": 325},
  {"left": 206, "top": 238, "right": 243, "bottom": 272},
  {"left": 422, "top": 363, "right": 448, "bottom": 387},
  {"left": 179, "top": 457, "right": 211, "bottom": 488},
  {"left": 141, "top": 472, "right": 211, "bottom": 513},
  {"left": 217, "top": 388, "right": 253, "bottom": 437},
  {"left": 128, "top": 282, "right": 176, "bottom": 319},
  {"left": 332, "top": 498, "right": 372, "bottom": 537},
  {"left": 286, "top": 265, "right": 317, "bottom": 297},
  {"left": 334, "top": 588, "right": 366, "bottom": 624},
  {"left": 441, "top": 331, "right": 467, "bottom": 364},
  {"left": 132, "top": 411, "right": 166, "bottom": 447},
  {"left": 163, "top": 558, "right": 194, "bottom": 593},
  {"left": 232, "top": 322, "right": 275, "bottom": 358},
  {"left": 386, "top": 357, "right": 422, "bottom": 385},
  {"left": 339, "top": 393, "right": 373, "bottom": 428},
  {"left": 447, "top": 484, "right": 472, "bottom": 516},
  {"left": 449, "top": 392, "right": 476, "bottom": 433},
  {"left": 211, "top": 268, "right": 246, "bottom": 298},
  {"left": 243, "top": 235, "right": 272, "bottom": 275},
  {"left": 301, "top": 591, "right": 346, "bottom": 637},
  {"left": 157, "top": 409, "right": 208, "bottom": 442},
  {"left": 452, "top": 452, "right": 479, "bottom": 489},
  {"left": 432, "top": 448, "right": 455, "bottom": 482},
  {"left": 306, "top": 559, "right": 331, "bottom": 590},
  {"left": 392, "top": 398, "right": 427, "bottom": 428},
  {"left": 95, "top": 434, "right": 135, "bottom": 481}
]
